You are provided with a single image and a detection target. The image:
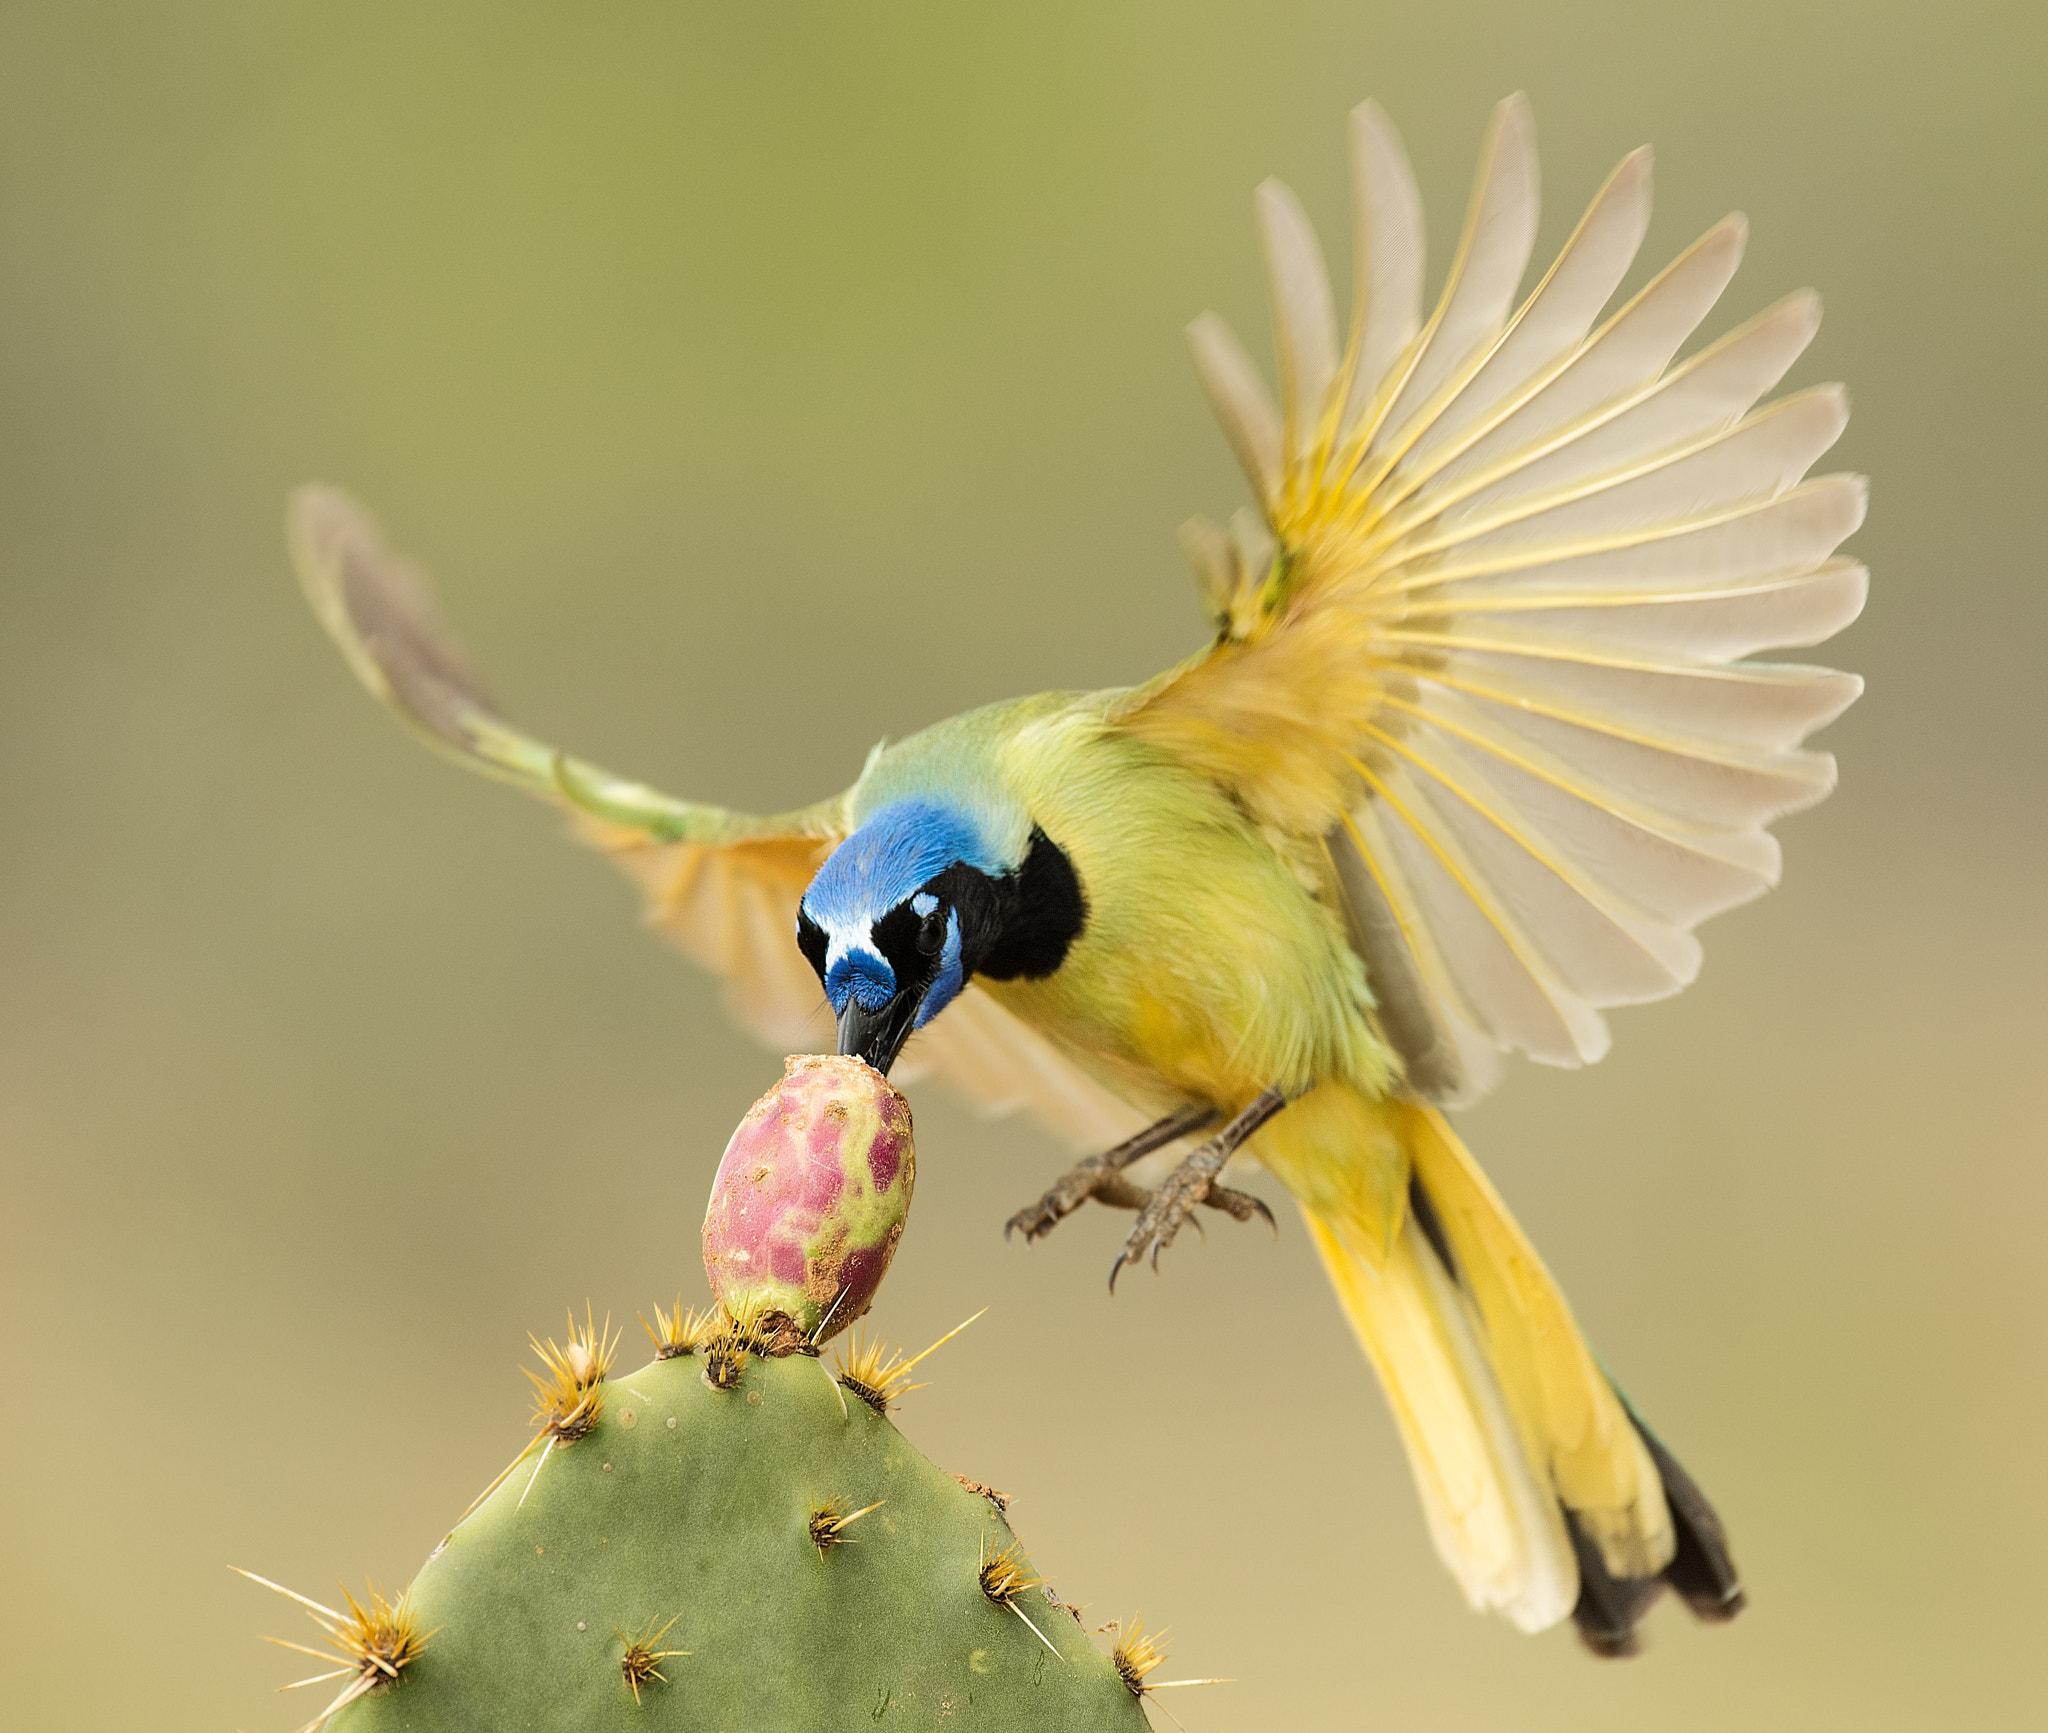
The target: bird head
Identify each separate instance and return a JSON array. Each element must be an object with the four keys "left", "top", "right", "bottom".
[{"left": 797, "top": 798, "right": 1085, "bottom": 1074}]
